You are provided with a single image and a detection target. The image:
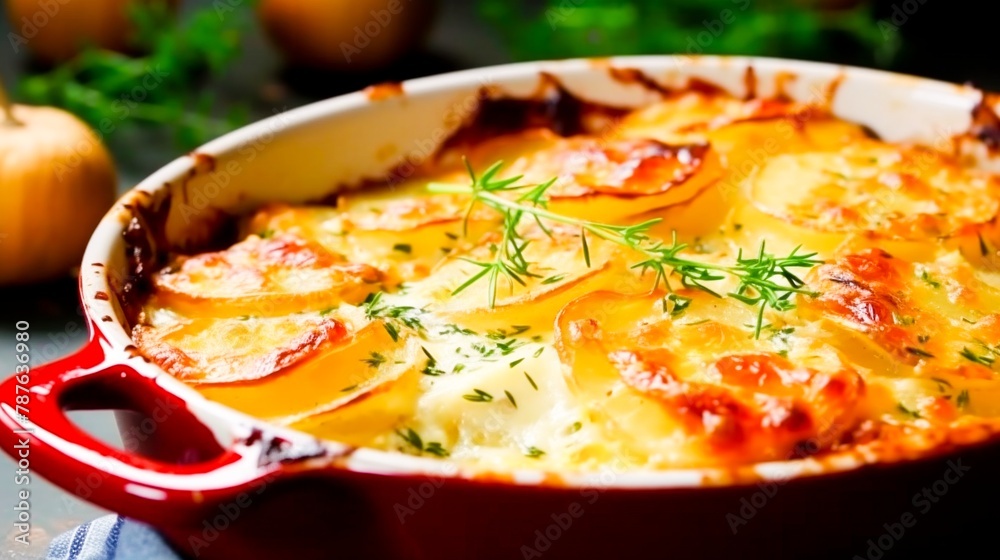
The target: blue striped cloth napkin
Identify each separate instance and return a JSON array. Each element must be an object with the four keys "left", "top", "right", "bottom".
[{"left": 47, "top": 516, "right": 179, "bottom": 560}]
